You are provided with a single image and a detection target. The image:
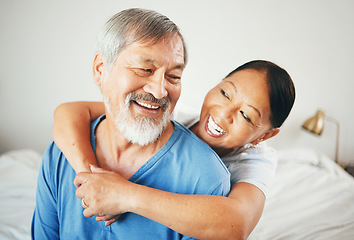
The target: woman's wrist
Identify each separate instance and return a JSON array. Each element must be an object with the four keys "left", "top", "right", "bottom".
[
  {"left": 70, "top": 153, "right": 98, "bottom": 173},
  {"left": 75, "top": 161, "right": 95, "bottom": 173},
  {"left": 122, "top": 182, "right": 142, "bottom": 213}
]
